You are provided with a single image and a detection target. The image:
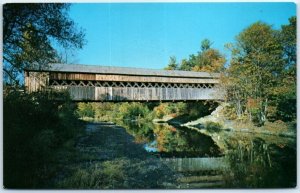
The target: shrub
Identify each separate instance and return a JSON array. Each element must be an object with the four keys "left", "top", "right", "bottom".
[
  {"left": 118, "top": 102, "right": 153, "bottom": 121},
  {"left": 76, "top": 102, "right": 95, "bottom": 118}
]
